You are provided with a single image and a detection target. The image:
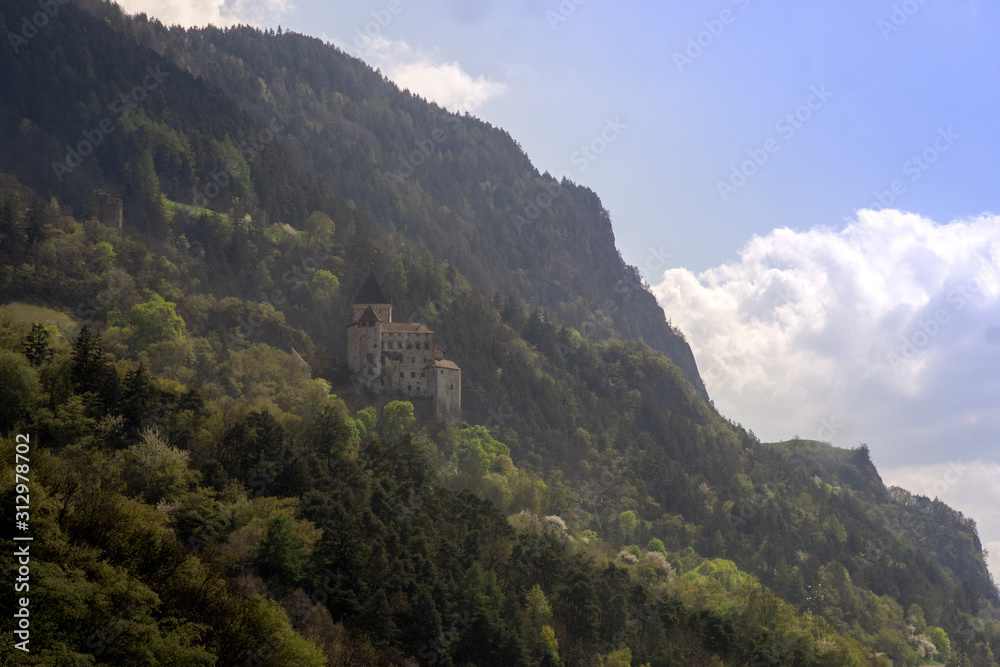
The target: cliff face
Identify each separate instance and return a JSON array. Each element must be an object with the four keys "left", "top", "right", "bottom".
[{"left": 73, "top": 10, "right": 711, "bottom": 398}]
